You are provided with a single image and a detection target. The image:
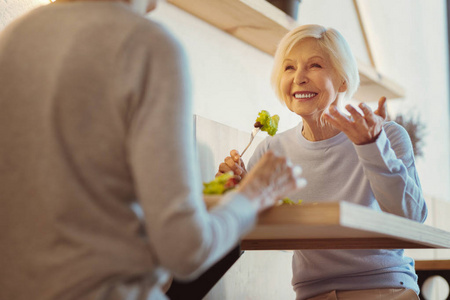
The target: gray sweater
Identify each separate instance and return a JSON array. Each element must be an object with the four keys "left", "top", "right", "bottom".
[
  {"left": 248, "top": 121, "right": 427, "bottom": 299},
  {"left": 0, "top": 3, "right": 256, "bottom": 299}
]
